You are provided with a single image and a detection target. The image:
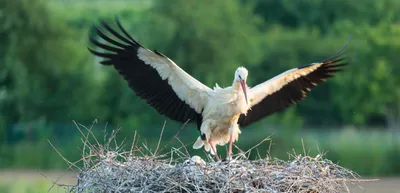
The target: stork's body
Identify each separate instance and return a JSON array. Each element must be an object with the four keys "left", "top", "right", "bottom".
[
  {"left": 194, "top": 74, "right": 250, "bottom": 158},
  {"left": 88, "top": 19, "right": 350, "bottom": 160}
]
